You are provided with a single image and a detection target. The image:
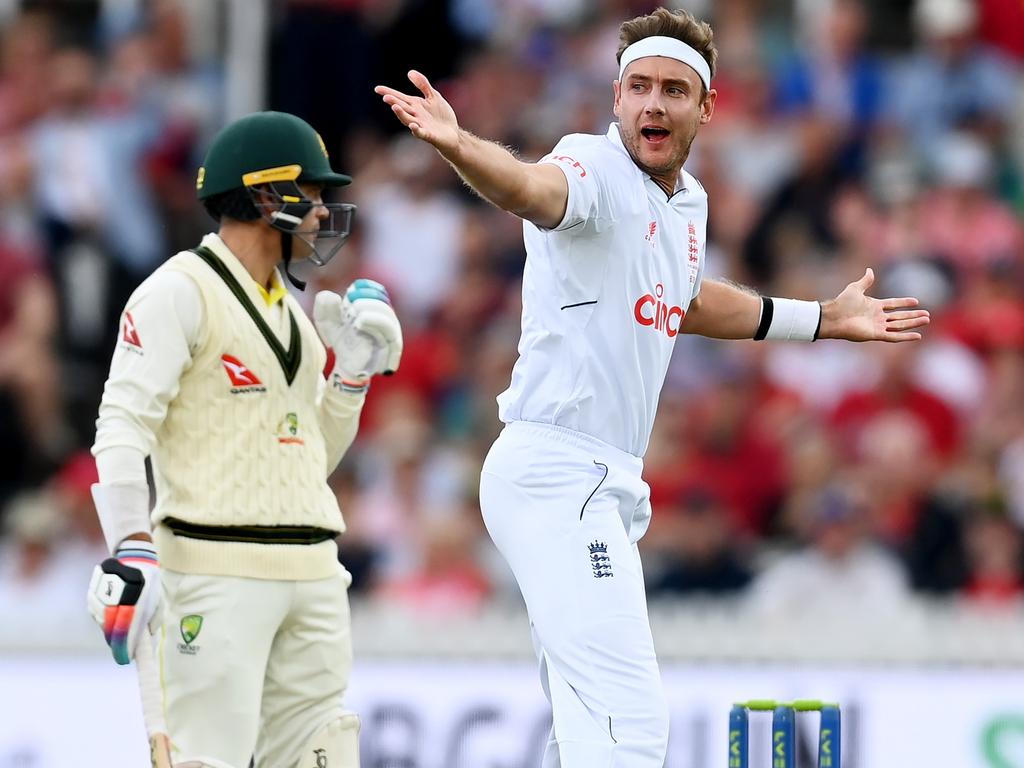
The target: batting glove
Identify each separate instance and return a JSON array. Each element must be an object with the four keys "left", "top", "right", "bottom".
[
  {"left": 86, "top": 540, "right": 161, "bottom": 665},
  {"left": 314, "top": 279, "right": 403, "bottom": 389}
]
